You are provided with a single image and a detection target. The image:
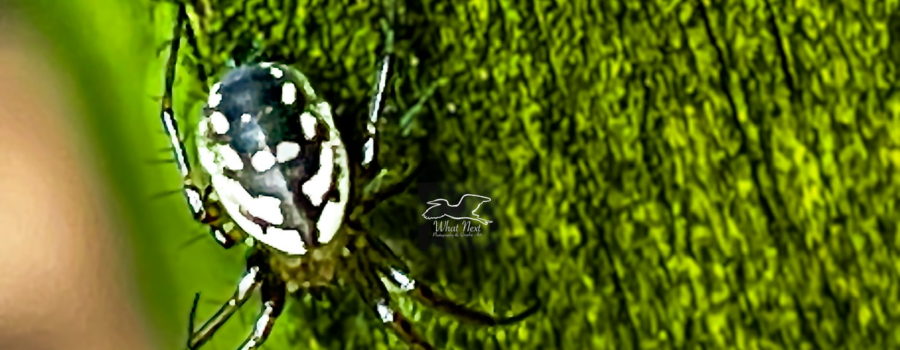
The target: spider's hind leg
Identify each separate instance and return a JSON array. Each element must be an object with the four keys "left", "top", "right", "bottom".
[
  {"left": 354, "top": 263, "right": 435, "bottom": 350},
  {"left": 367, "top": 235, "right": 540, "bottom": 326},
  {"left": 381, "top": 266, "right": 541, "bottom": 326}
]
